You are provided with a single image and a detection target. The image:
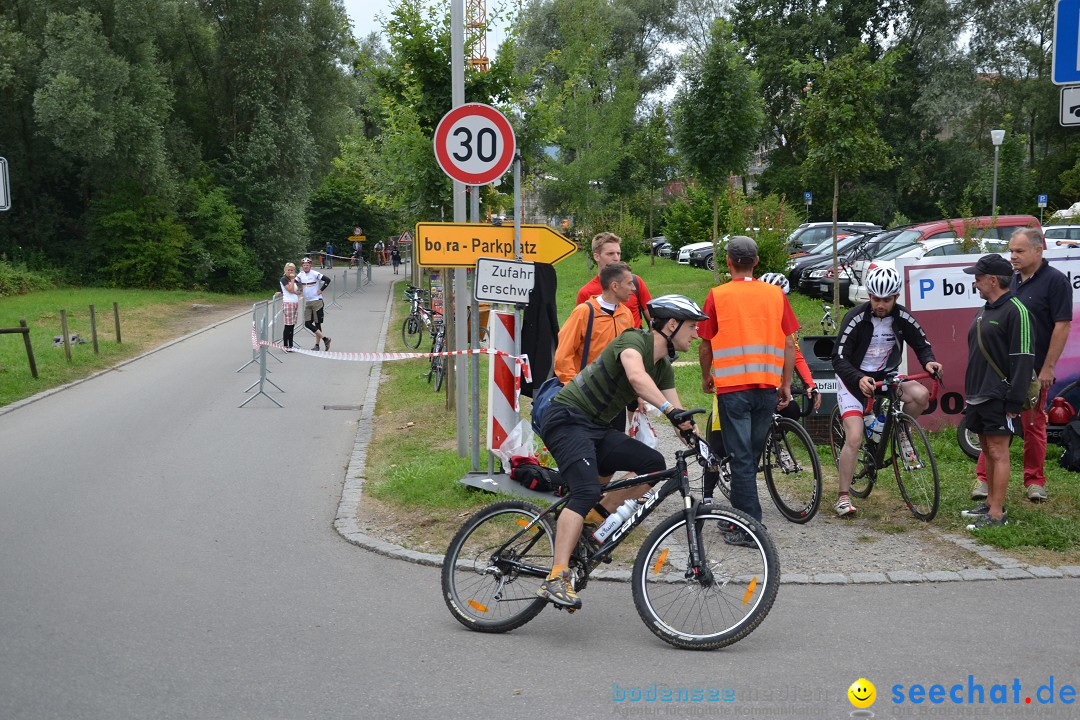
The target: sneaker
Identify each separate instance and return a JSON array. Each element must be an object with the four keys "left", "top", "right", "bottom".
[
  {"left": 970, "top": 480, "right": 988, "bottom": 500},
  {"left": 312, "top": 344, "right": 321, "bottom": 351},
  {"left": 966, "top": 511, "right": 1008, "bottom": 531},
  {"left": 960, "top": 502, "right": 991, "bottom": 518},
  {"left": 323, "top": 337, "right": 332, "bottom": 351},
  {"left": 721, "top": 527, "right": 757, "bottom": 548},
  {"left": 834, "top": 495, "right": 857, "bottom": 517},
  {"left": 1026, "top": 484, "right": 1047, "bottom": 502},
  {"left": 537, "top": 570, "right": 581, "bottom": 609}
]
